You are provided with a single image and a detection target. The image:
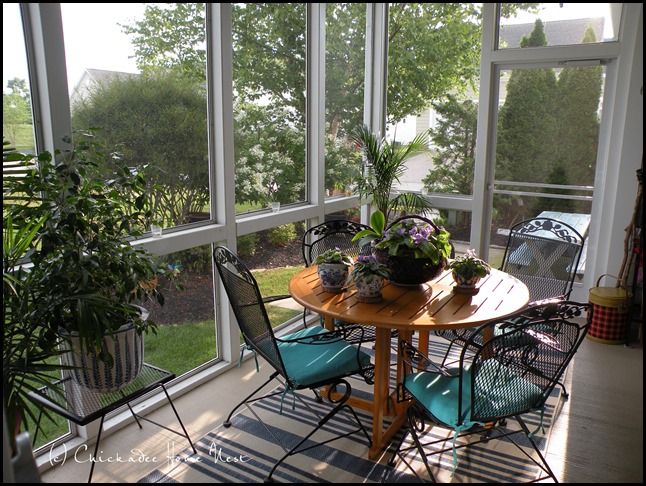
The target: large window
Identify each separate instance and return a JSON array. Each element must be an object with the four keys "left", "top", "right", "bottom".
[
  {"left": 3, "top": 3, "right": 36, "bottom": 153},
  {"left": 63, "top": 3, "right": 211, "bottom": 233},
  {"left": 324, "top": 3, "right": 365, "bottom": 200},
  {"left": 386, "top": 4, "right": 483, "bottom": 248},
  {"left": 232, "top": 3, "right": 307, "bottom": 214}
]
